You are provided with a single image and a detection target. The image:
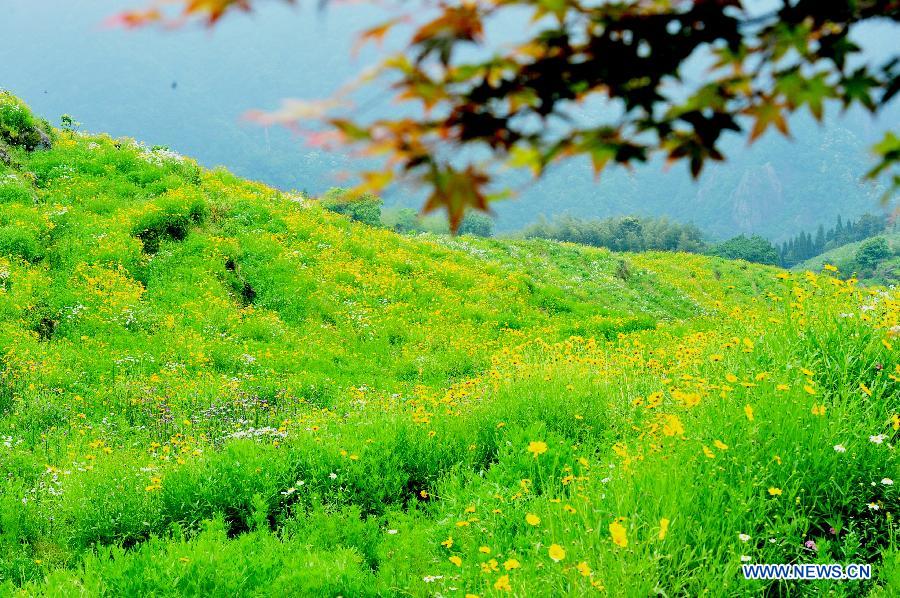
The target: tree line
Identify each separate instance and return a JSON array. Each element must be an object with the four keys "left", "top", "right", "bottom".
[
  {"left": 777, "top": 213, "right": 889, "bottom": 267},
  {"left": 520, "top": 215, "right": 706, "bottom": 254},
  {"left": 321, "top": 188, "right": 894, "bottom": 276}
]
